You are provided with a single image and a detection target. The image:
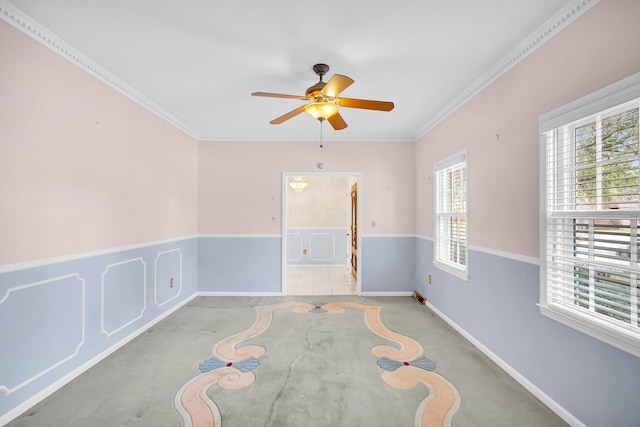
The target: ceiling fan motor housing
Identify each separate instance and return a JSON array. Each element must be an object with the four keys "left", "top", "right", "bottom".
[{"left": 305, "top": 82, "right": 326, "bottom": 99}]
